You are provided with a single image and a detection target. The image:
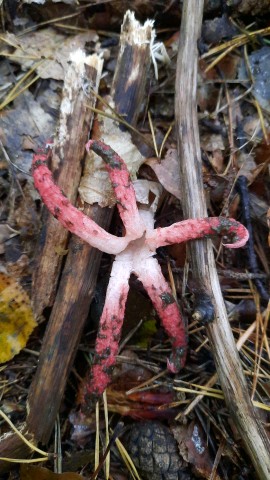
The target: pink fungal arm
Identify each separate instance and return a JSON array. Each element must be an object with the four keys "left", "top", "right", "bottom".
[
  {"left": 86, "top": 140, "right": 145, "bottom": 240},
  {"left": 33, "top": 149, "right": 131, "bottom": 255},
  {"left": 135, "top": 258, "right": 187, "bottom": 373},
  {"left": 146, "top": 217, "right": 249, "bottom": 251},
  {"left": 79, "top": 258, "right": 132, "bottom": 403}
]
